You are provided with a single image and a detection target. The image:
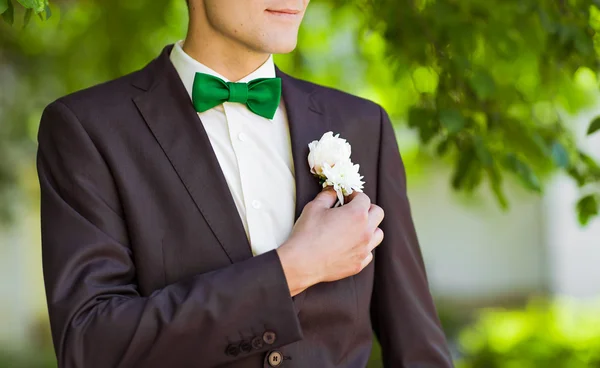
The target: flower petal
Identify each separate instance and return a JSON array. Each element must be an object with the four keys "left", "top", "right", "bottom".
[{"left": 336, "top": 188, "right": 345, "bottom": 205}]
